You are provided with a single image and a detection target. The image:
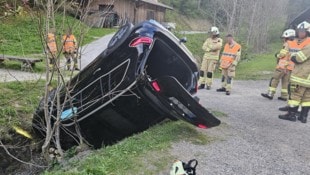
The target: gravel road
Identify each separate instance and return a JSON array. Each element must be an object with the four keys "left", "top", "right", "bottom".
[{"left": 170, "top": 79, "right": 310, "bottom": 175}]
